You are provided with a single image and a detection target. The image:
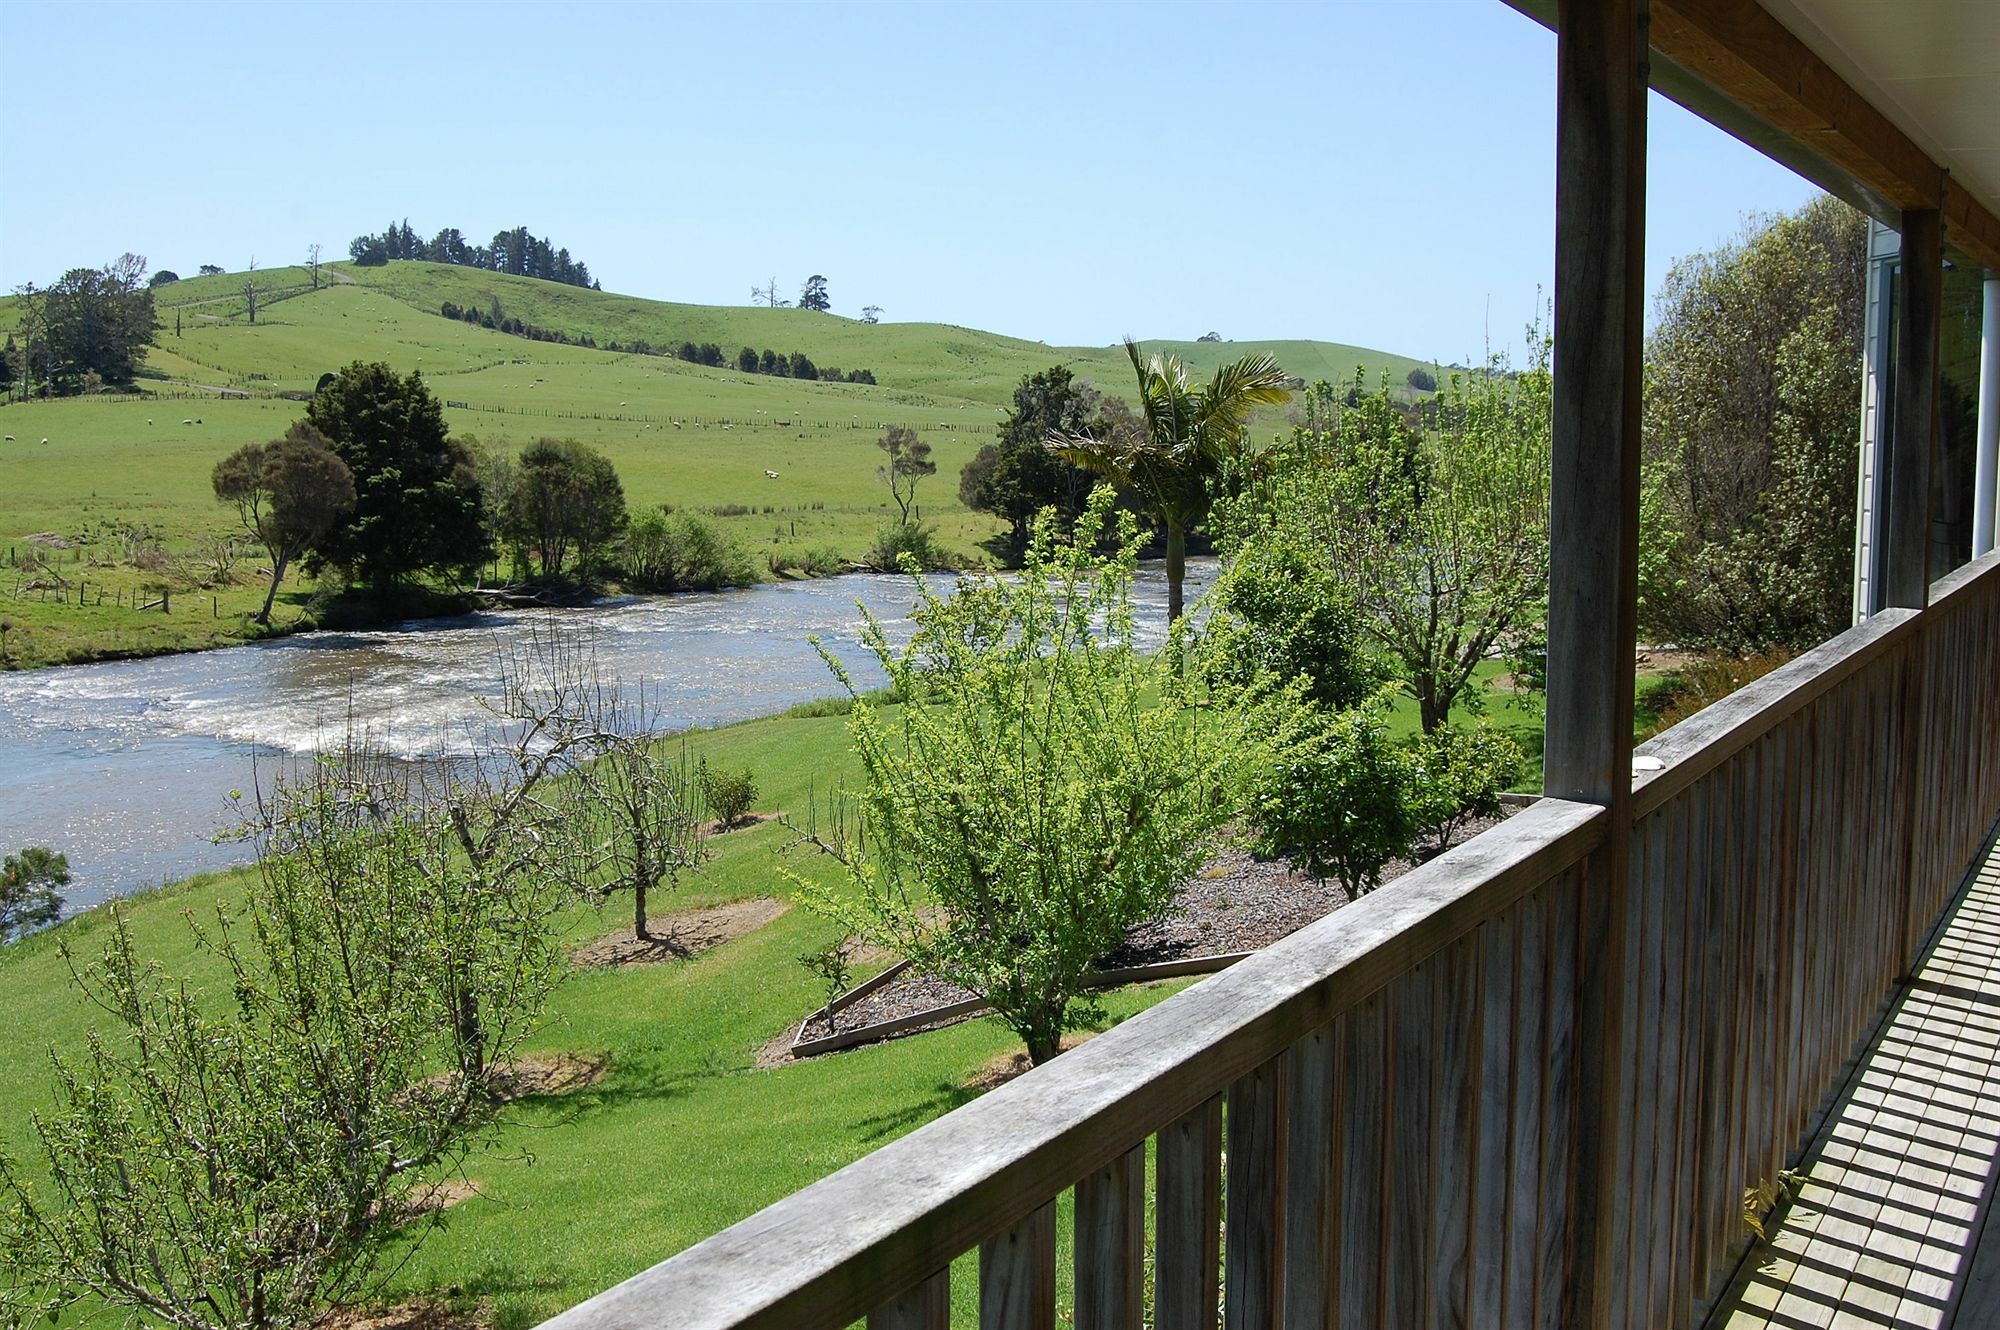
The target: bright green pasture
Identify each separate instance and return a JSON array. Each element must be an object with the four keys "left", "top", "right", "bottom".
[{"left": 0, "top": 702, "right": 1202, "bottom": 1328}]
